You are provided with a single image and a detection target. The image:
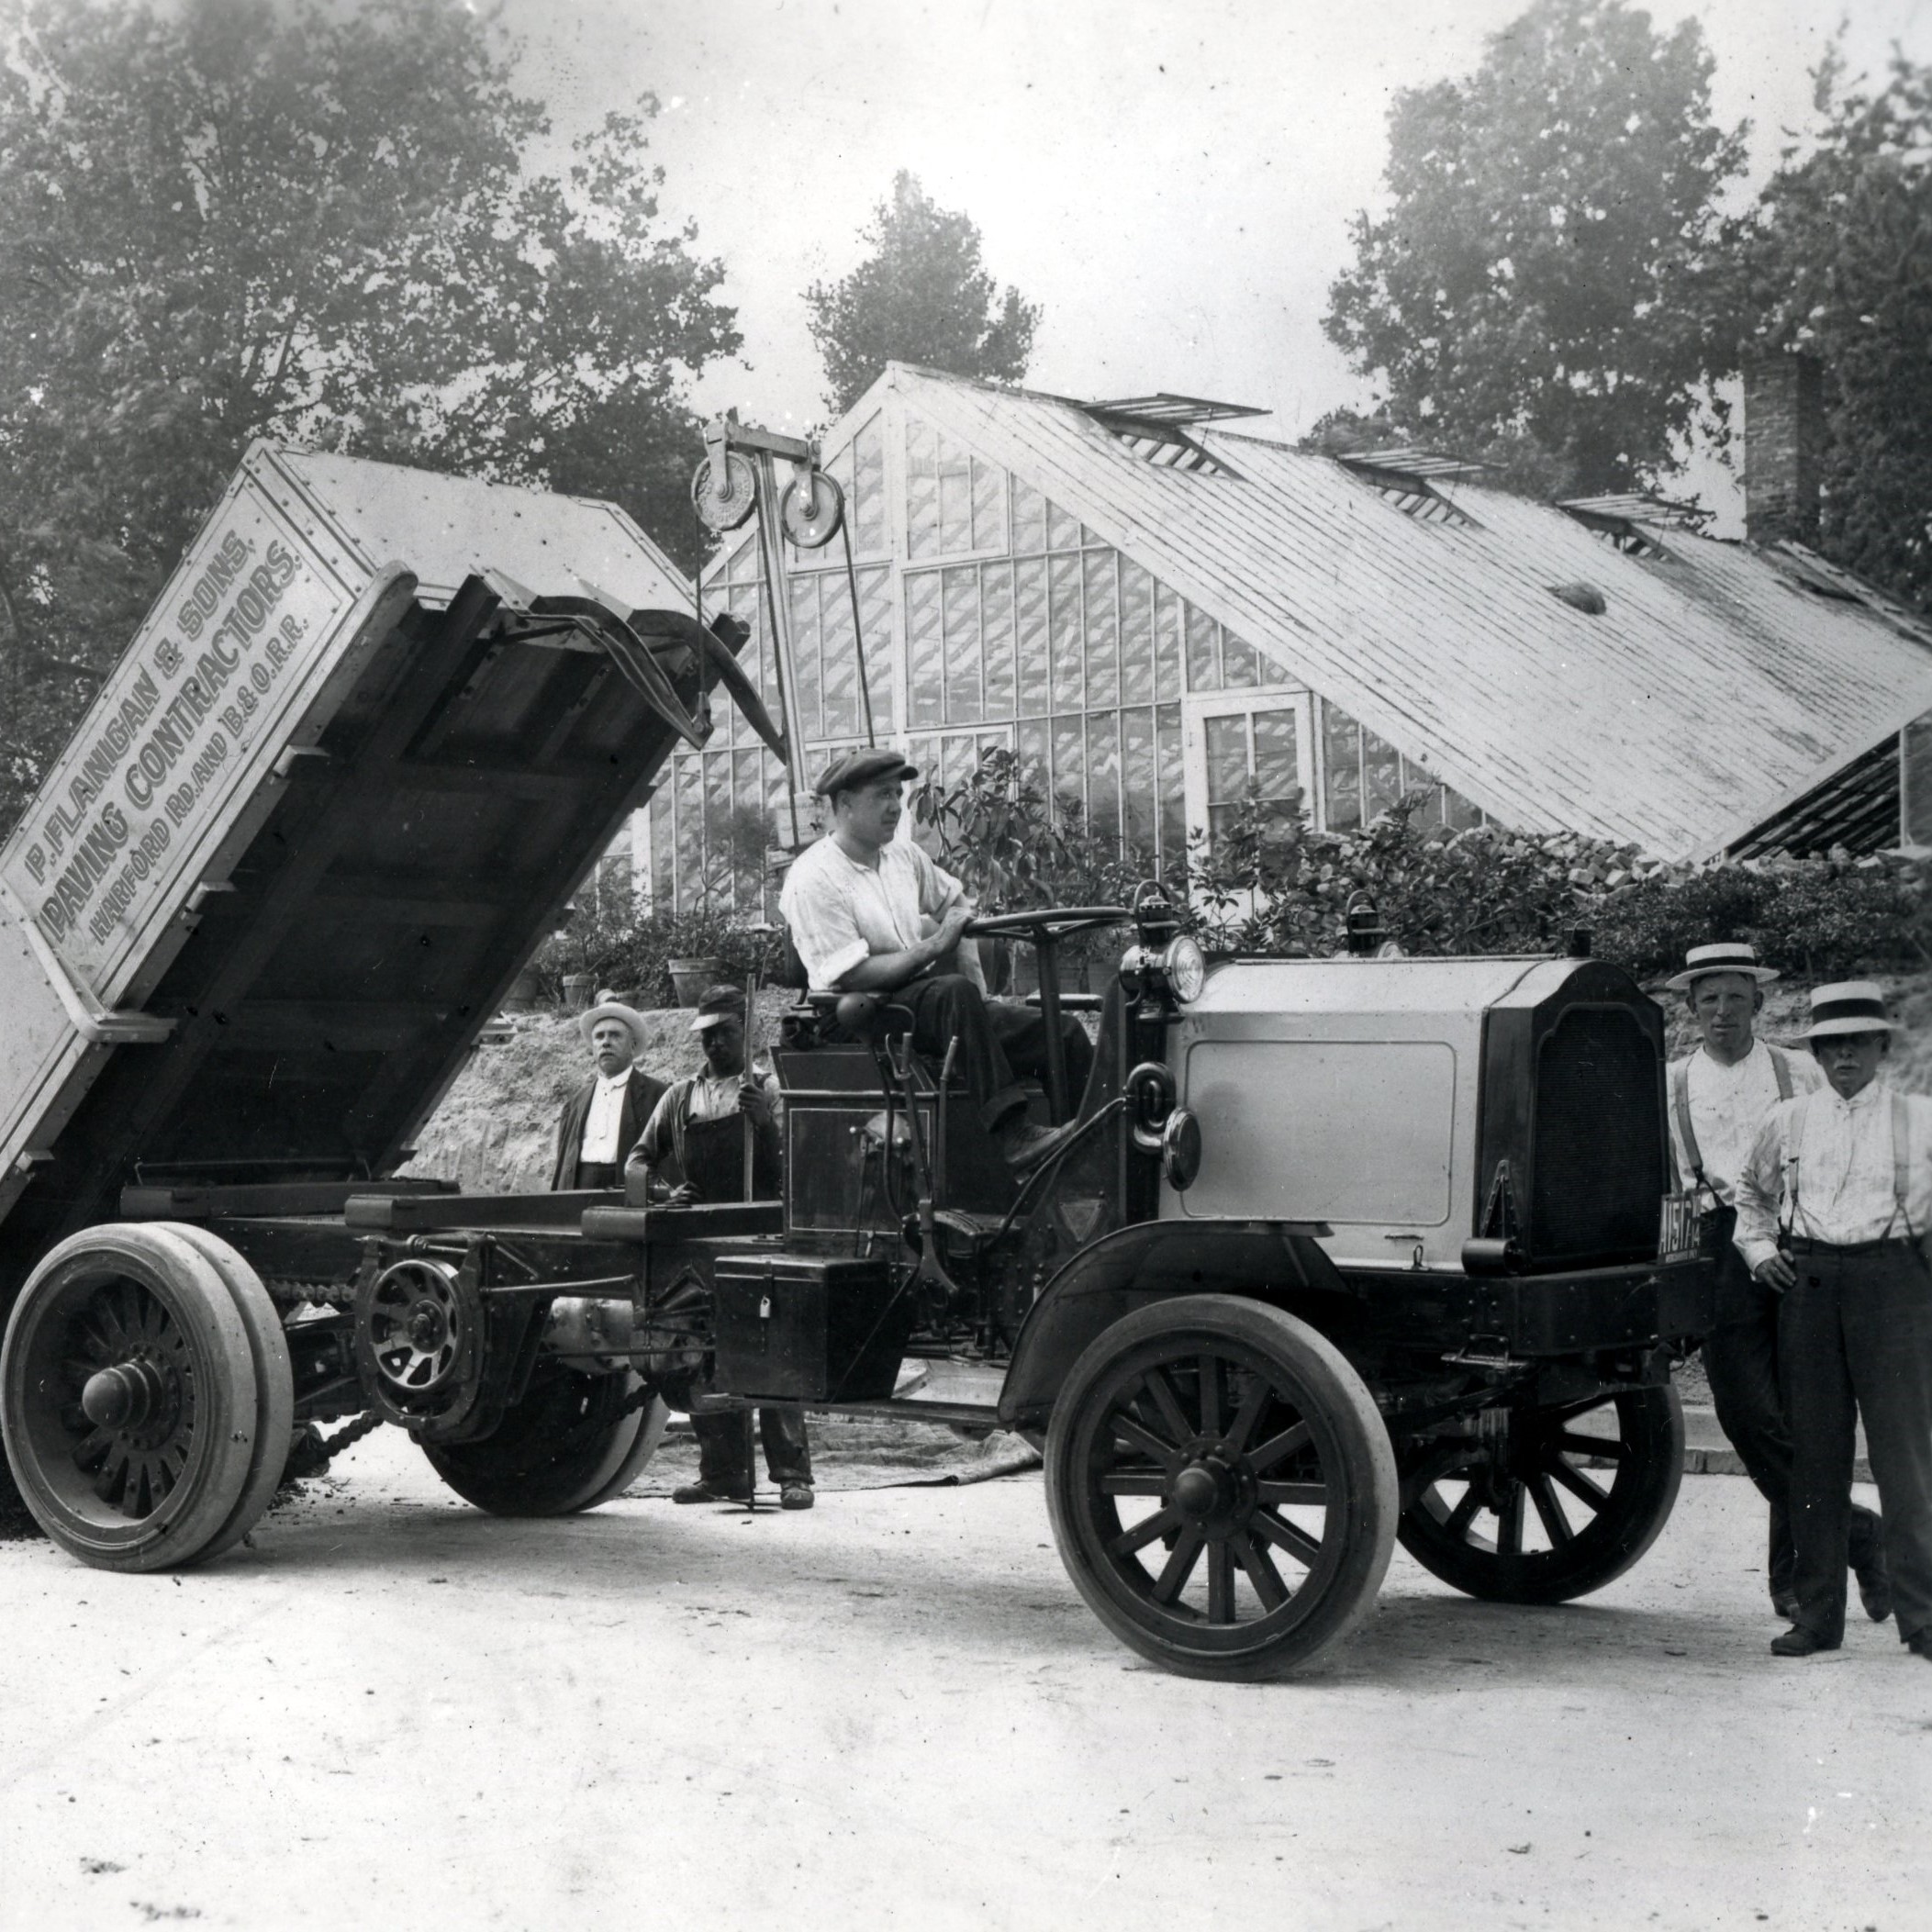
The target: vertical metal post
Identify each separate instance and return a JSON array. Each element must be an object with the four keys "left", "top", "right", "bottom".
[{"left": 752, "top": 451, "right": 810, "bottom": 849}]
